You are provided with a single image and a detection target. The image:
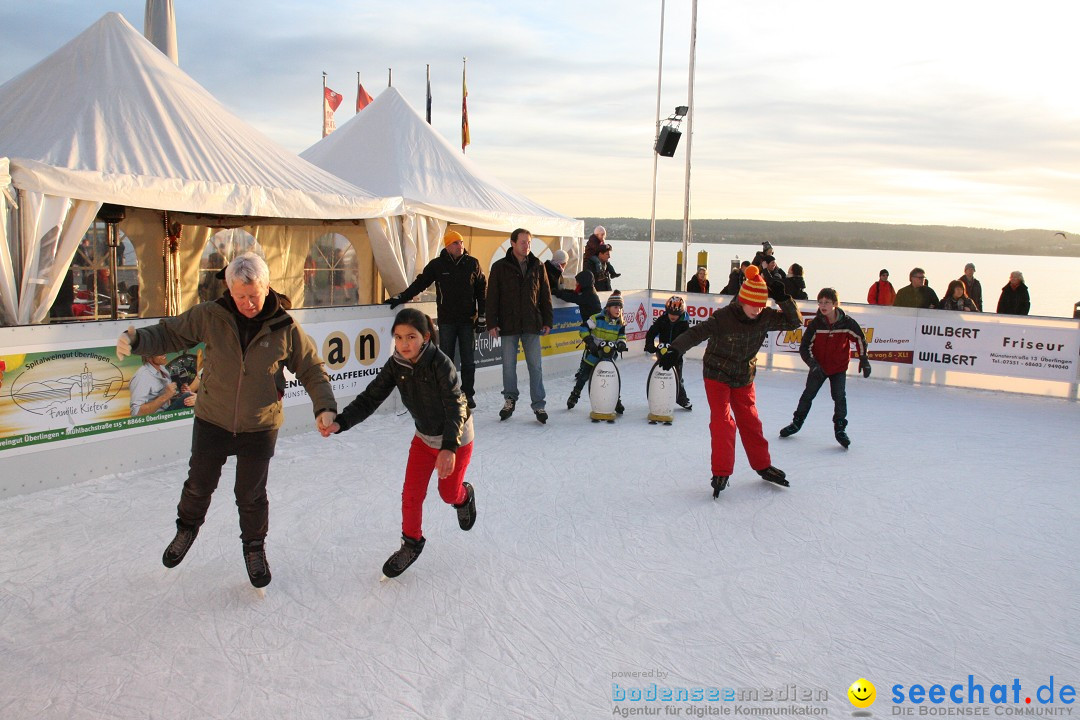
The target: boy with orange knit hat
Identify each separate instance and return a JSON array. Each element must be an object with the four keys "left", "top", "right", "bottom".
[{"left": 659, "top": 265, "right": 801, "bottom": 497}]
